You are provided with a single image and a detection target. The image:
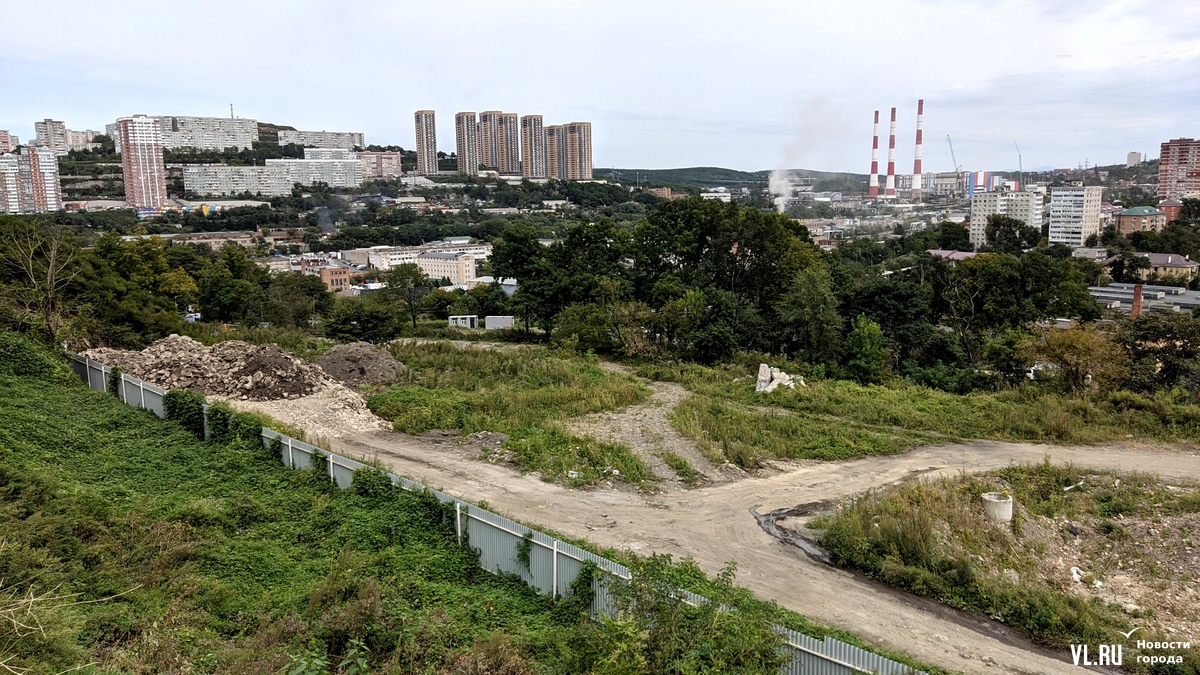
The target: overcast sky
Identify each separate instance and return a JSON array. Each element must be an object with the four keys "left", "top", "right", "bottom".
[{"left": 2, "top": 0, "right": 1196, "bottom": 174}]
